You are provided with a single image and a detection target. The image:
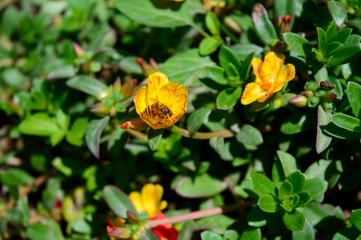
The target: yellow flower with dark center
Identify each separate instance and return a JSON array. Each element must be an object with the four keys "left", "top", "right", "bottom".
[
  {"left": 241, "top": 51, "right": 295, "bottom": 105},
  {"left": 134, "top": 72, "right": 188, "bottom": 130},
  {"left": 129, "top": 183, "right": 168, "bottom": 218}
]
